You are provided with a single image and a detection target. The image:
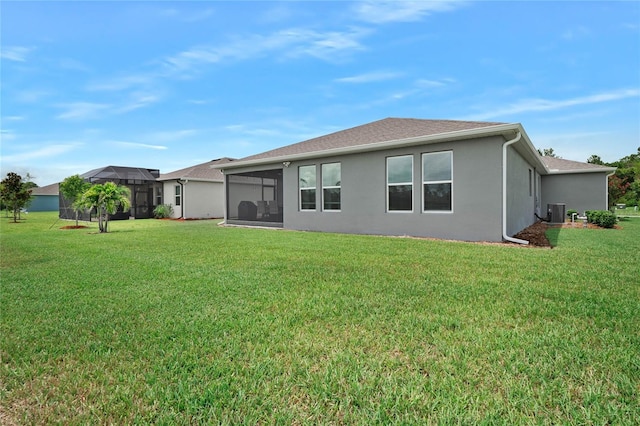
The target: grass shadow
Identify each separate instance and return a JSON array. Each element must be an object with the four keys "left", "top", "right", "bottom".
[{"left": 545, "top": 225, "right": 562, "bottom": 247}]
